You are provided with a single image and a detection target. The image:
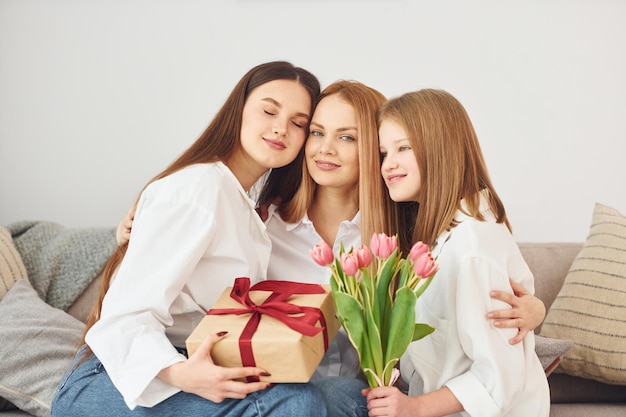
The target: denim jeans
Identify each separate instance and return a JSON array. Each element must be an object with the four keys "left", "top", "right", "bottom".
[
  {"left": 312, "top": 376, "right": 369, "bottom": 417},
  {"left": 52, "top": 345, "right": 327, "bottom": 417}
]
